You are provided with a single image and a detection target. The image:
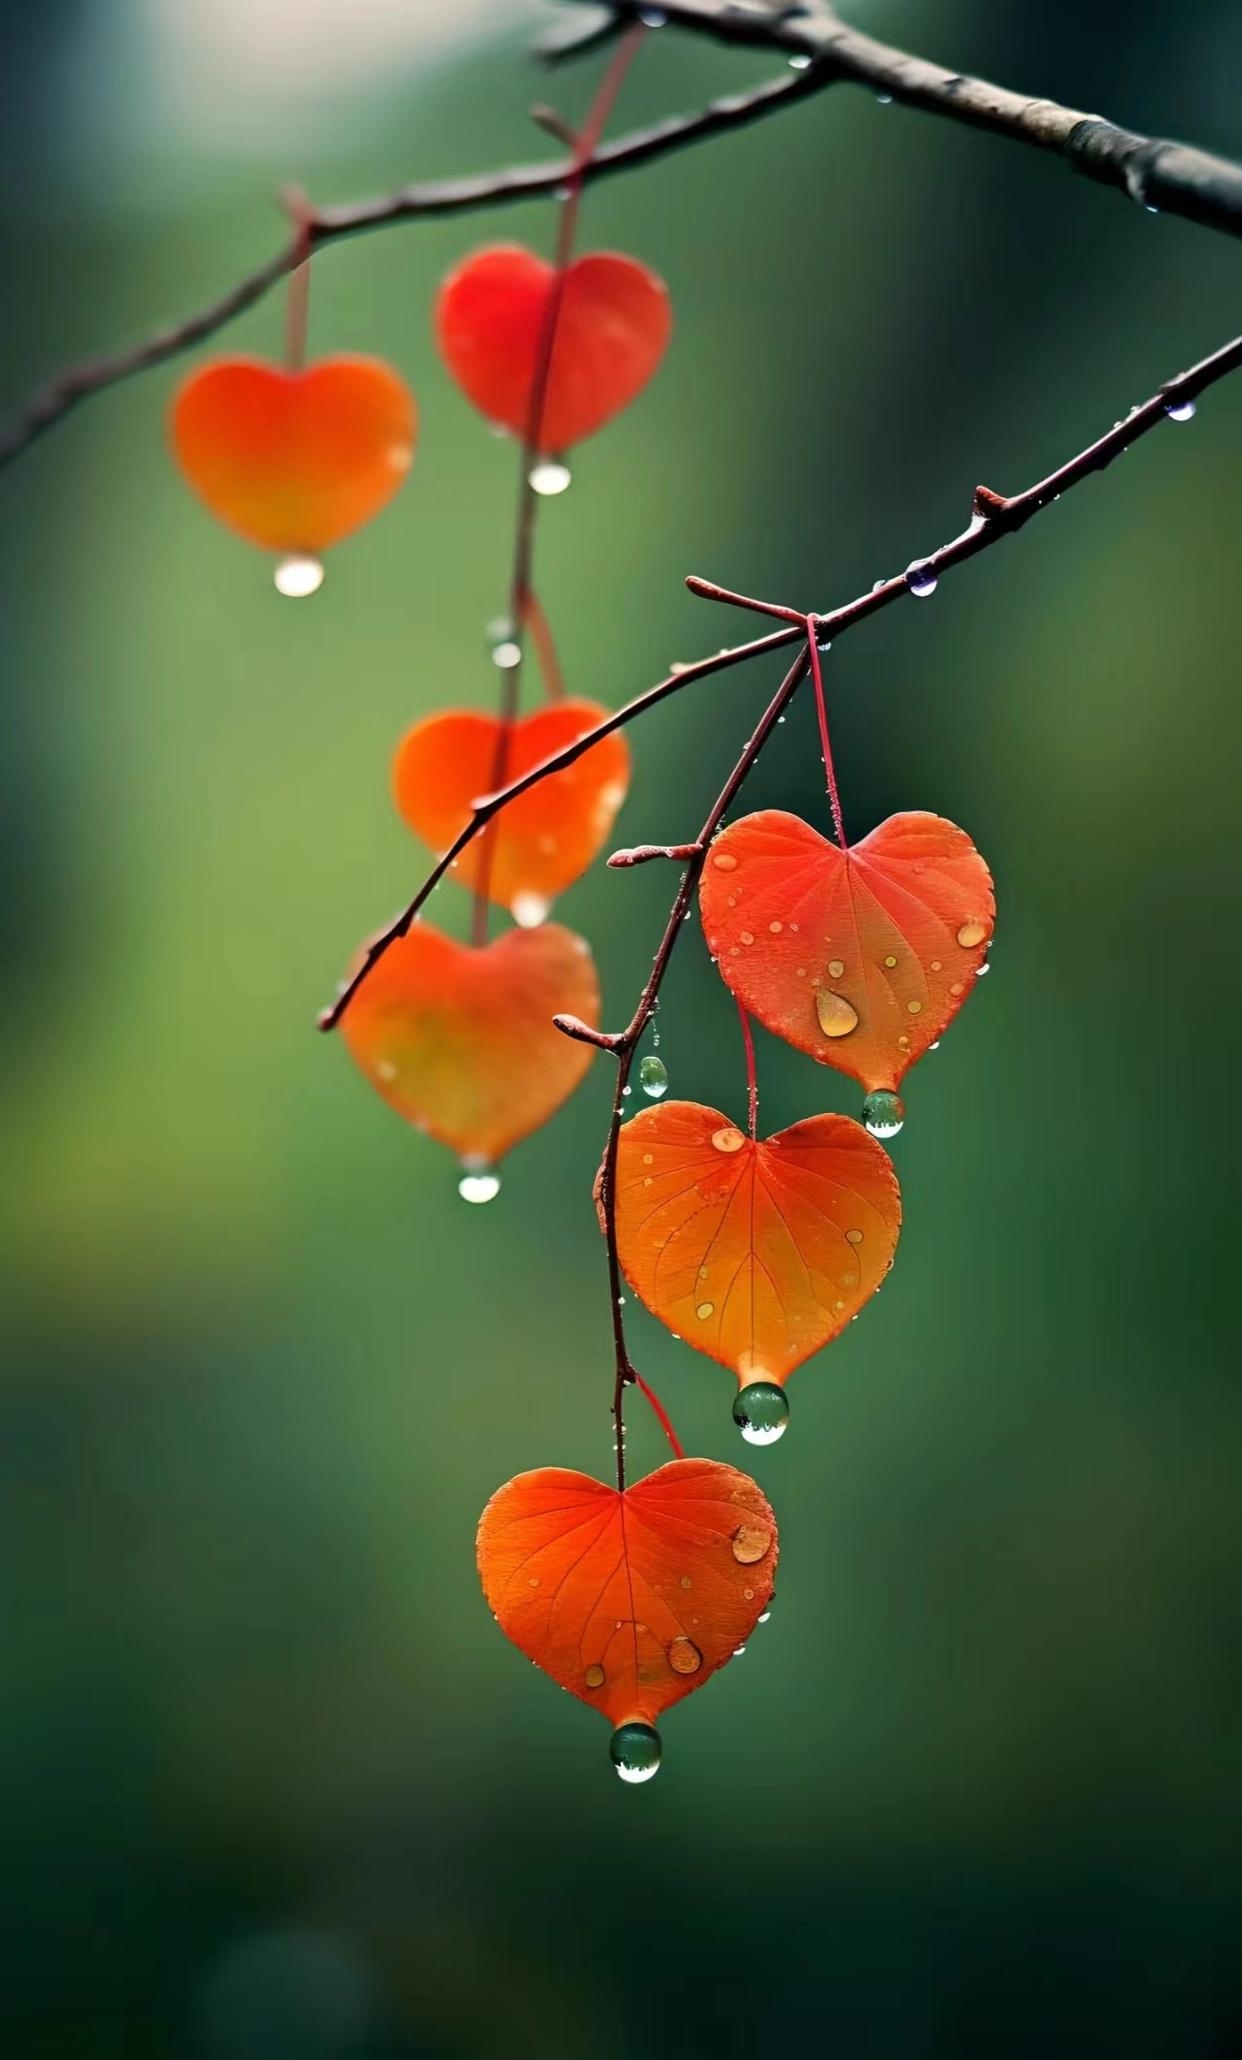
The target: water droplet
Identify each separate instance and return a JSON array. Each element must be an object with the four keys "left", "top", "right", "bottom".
[
  {"left": 732, "top": 1382, "right": 789, "bottom": 1447},
  {"left": 816, "top": 989, "right": 858, "bottom": 1038},
  {"left": 1165, "top": 396, "right": 1196, "bottom": 423},
  {"left": 274, "top": 554, "right": 324, "bottom": 598},
  {"left": 956, "top": 919, "right": 987, "bottom": 948},
  {"left": 788, "top": 52, "right": 811, "bottom": 69},
  {"left": 977, "top": 961, "right": 991, "bottom": 976},
  {"left": 711, "top": 849, "right": 738, "bottom": 873},
  {"left": 610, "top": 1722, "right": 661, "bottom": 1784},
  {"left": 528, "top": 460, "right": 572, "bottom": 496},
  {"left": 511, "top": 890, "right": 550, "bottom": 928},
  {"left": 668, "top": 1636, "right": 702, "bottom": 1675},
  {"left": 638, "top": 4, "right": 668, "bottom": 23},
  {"left": 862, "top": 1090, "right": 905, "bottom": 1140},
  {"left": 733, "top": 1644, "right": 747, "bottom": 1657},
  {"left": 875, "top": 90, "right": 893, "bottom": 104},
  {"left": 638, "top": 1054, "right": 669, "bottom": 1099},
  {"left": 906, "top": 999, "right": 922, "bottom": 1016},
  {"left": 757, "top": 1599, "right": 773, "bottom": 1623},
  {"left": 828, "top": 958, "right": 845, "bottom": 978},
  {"left": 905, "top": 559, "right": 938, "bottom": 598},
  {"left": 711, "top": 1126, "right": 746, "bottom": 1155},
  {"left": 584, "top": 1663, "right": 605, "bottom": 1689},
  {"left": 679, "top": 1574, "right": 692, "bottom": 1590},
  {"left": 768, "top": 921, "right": 782, "bottom": 935},
  {"left": 732, "top": 1521, "right": 773, "bottom": 1565},
  {"left": 491, "top": 639, "right": 522, "bottom": 669},
  {"left": 884, "top": 954, "right": 897, "bottom": 968},
  {"left": 458, "top": 1164, "right": 501, "bottom": 1204},
  {"left": 739, "top": 930, "right": 755, "bottom": 946},
  {"left": 845, "top": 1228, "right": 864, "bottom": 1245},
  {"left": 695, "top": 1301, "right": 715, "bottom": 1321}
]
